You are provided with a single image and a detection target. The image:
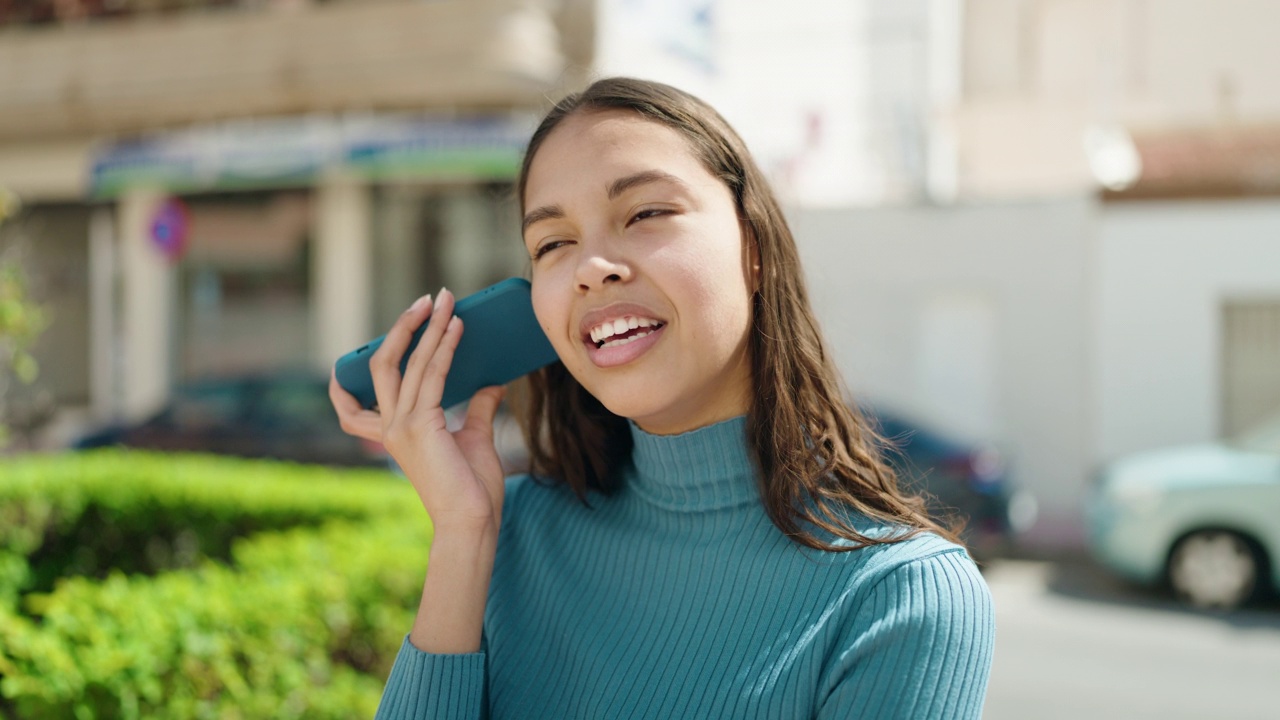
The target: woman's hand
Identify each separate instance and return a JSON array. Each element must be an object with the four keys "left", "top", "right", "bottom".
[{"left": 329, "top": 290, "right": 508, "bottom": 538}]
